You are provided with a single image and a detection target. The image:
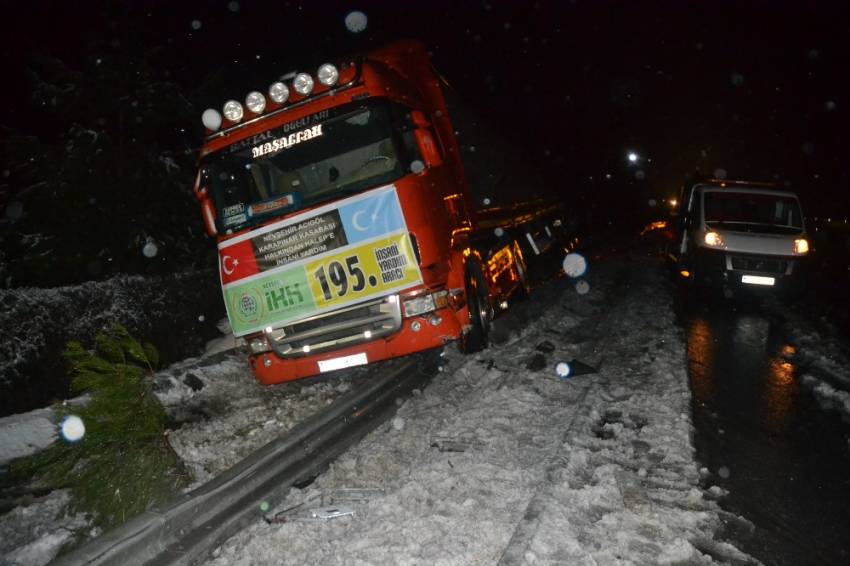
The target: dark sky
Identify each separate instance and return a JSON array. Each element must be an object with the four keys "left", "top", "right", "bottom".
[{"left": 3, "top": 0, "right": 849, "bottom": 217}]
